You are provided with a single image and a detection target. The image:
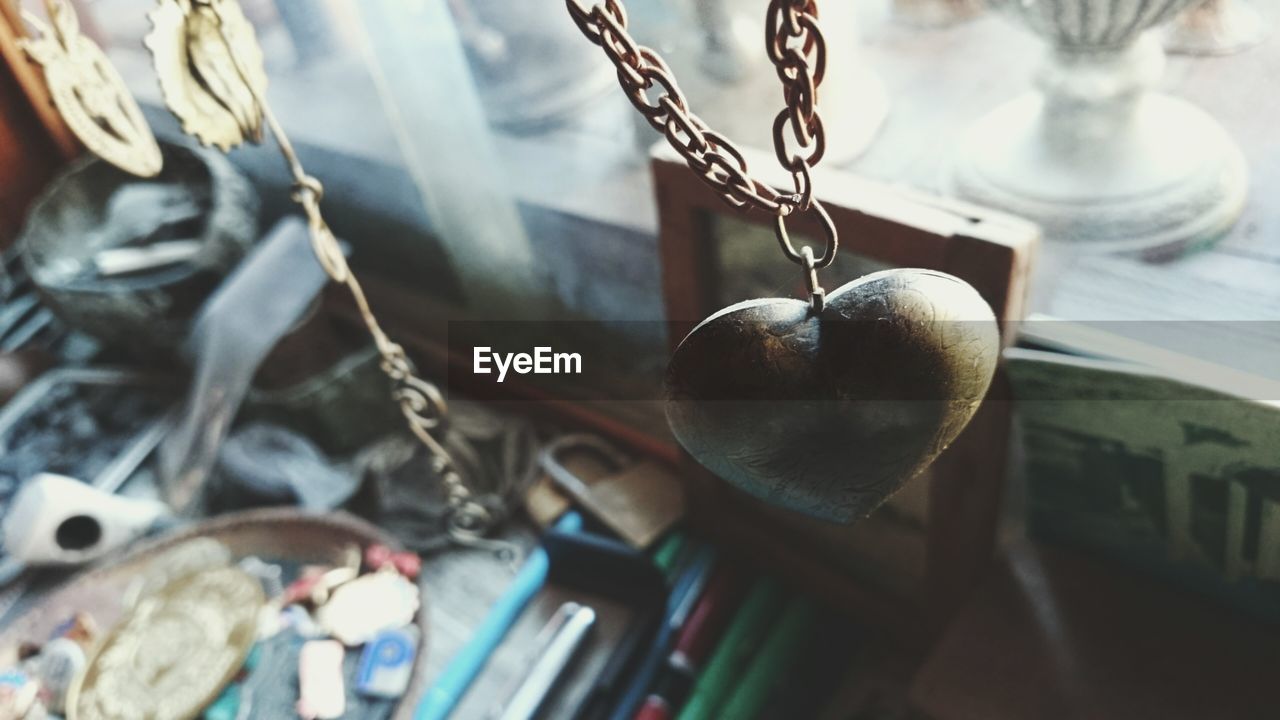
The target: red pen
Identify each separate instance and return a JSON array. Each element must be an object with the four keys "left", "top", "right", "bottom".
[{"left": 634, "top": 564, "right": 745, "bottom": 720}]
